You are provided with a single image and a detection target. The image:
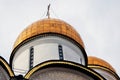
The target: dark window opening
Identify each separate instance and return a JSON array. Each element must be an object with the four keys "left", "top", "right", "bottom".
[
  {"left": 80, "top": 58, "right": 82, "bottom": 64},
  {"left": 29, "top": 46, "right": 34, "bottom": 70},
  {"left": 58, "top": 45, "right": 64, "bottom": 60}
]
